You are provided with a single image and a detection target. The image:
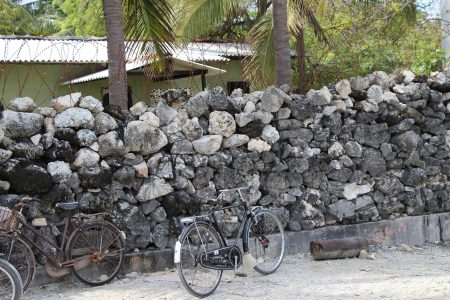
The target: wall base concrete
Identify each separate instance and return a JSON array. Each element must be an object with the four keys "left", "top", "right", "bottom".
[{"left": 30, "top": 212, "right": 450, "bottom": 287}]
